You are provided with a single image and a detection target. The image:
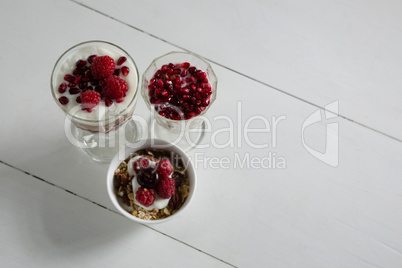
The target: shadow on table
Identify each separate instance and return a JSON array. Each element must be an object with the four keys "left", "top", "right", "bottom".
[{"left": 36, "top": 186, "right": 141, "bottom": 260}]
